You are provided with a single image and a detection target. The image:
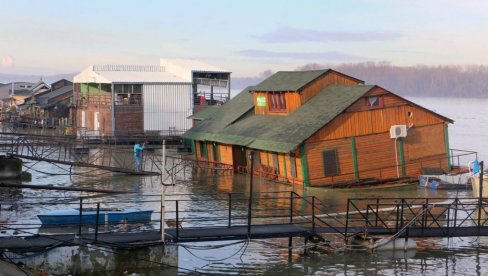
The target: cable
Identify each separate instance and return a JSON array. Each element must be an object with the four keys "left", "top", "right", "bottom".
[
  {"left": 0, "top": 252, "right": 31, "bottom": 276},
  {"left": 180, "top": 239, "right": 250, "bottom": 263}
]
